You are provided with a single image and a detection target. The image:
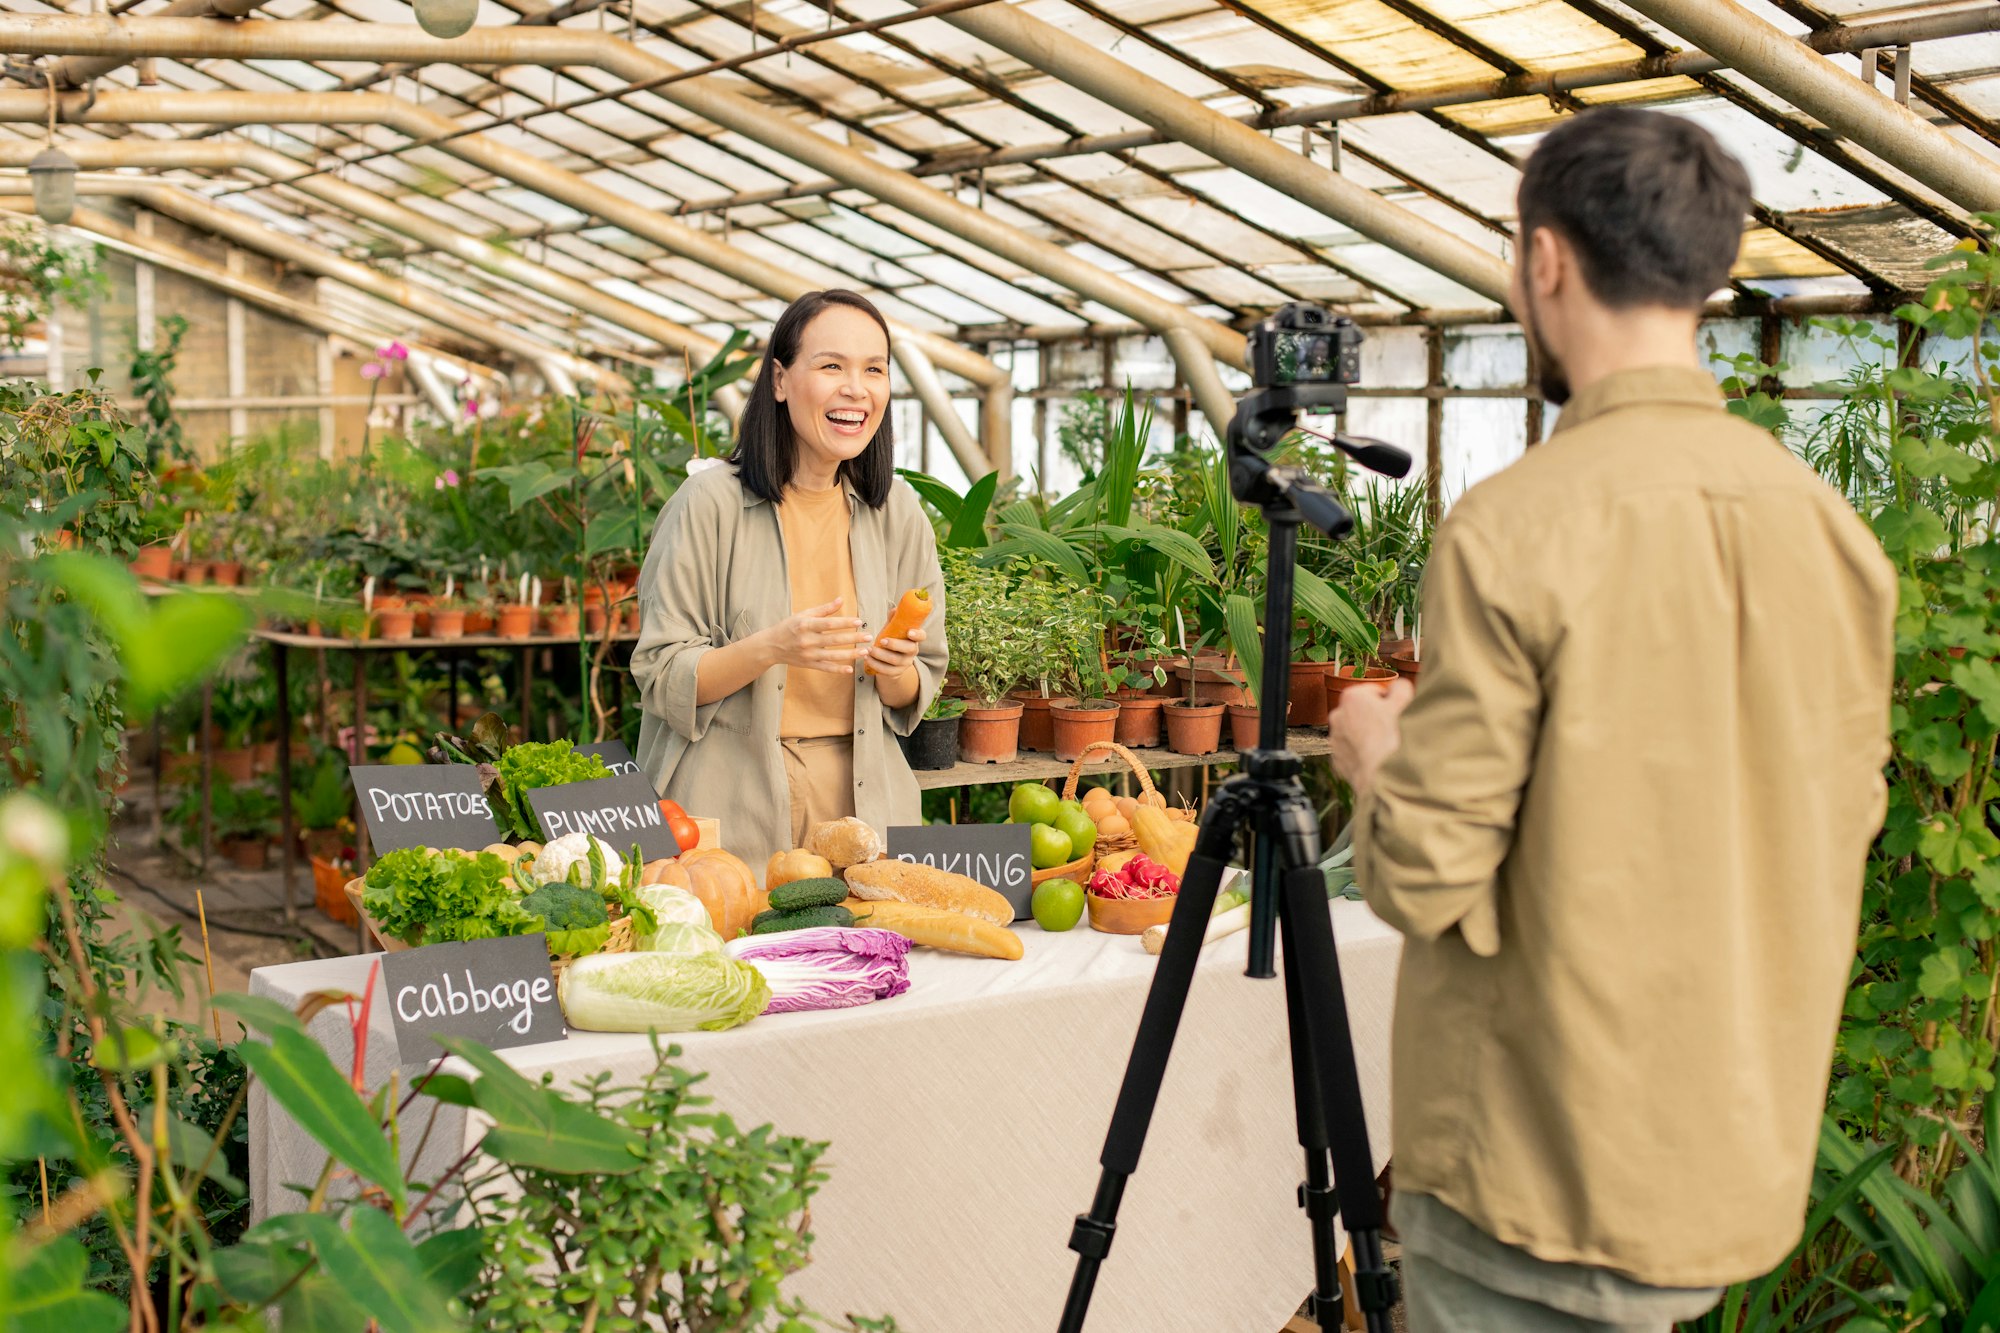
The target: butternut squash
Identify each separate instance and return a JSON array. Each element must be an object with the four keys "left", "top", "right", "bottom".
[{"left": 1132, "top": 805, "right": 1197, "bottom": 878}]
